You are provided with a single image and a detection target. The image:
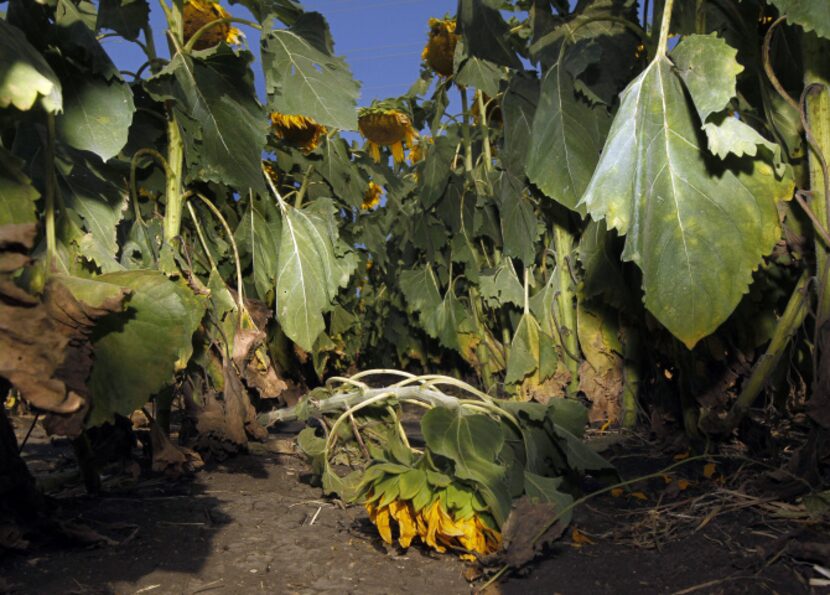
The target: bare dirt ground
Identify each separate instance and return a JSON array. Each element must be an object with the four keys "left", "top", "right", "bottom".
[{"left": 0, "top": 416, "right": 824, "bottom": 595}]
